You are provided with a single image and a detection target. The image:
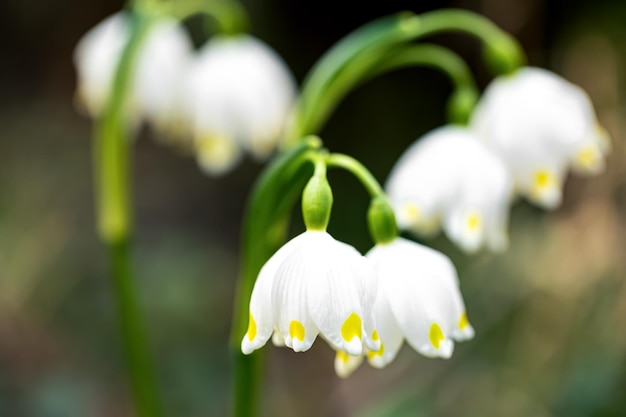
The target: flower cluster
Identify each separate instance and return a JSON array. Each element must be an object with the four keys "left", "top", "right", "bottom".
[
  {"left": 74, "top": 12, "right": 296, "bottom": 175},
  {"left": 241, "top": 156, "right": 475, "bottom": 378},
  {"left": 387, "top": 66, "right": 610, "bottom": 252}
]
